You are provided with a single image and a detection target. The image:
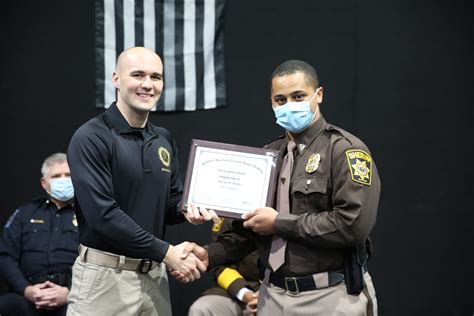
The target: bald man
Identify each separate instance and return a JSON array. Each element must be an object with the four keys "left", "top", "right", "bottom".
[{"left": 66, "top": 47, "right": 212, "bottom": 315}]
